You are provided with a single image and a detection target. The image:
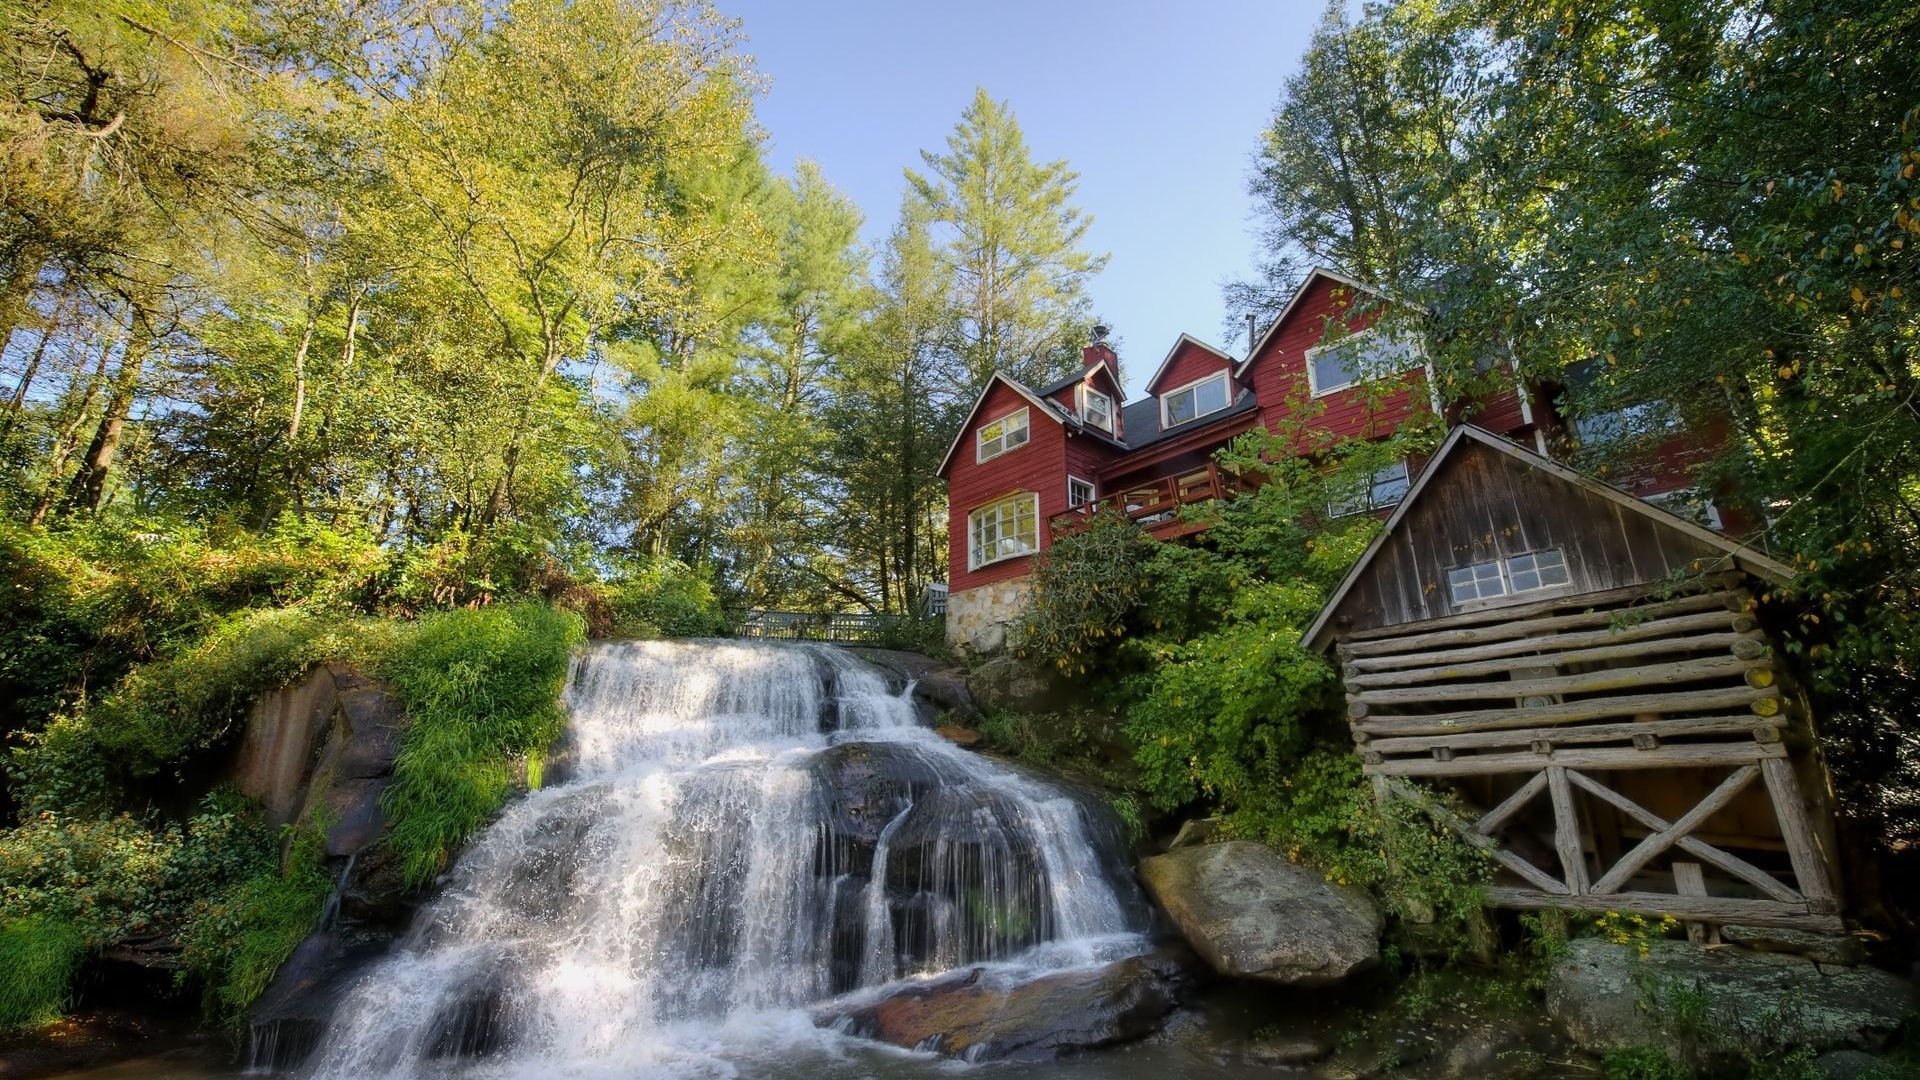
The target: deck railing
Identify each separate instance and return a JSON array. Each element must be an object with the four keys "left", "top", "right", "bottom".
[{"left": 1050, "top": 462, "right": 1245, "bottom": 541}]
